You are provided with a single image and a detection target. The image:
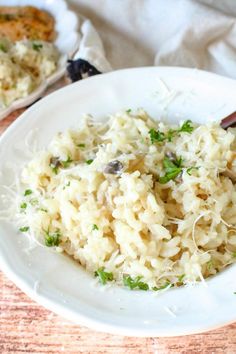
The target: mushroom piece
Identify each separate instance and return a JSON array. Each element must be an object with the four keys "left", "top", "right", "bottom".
[
  {"left": 49, "top": 156, "right": 61, "bottom": 169},
  {"left": 104, "top": 160, "right": 123, "bottom": 175},
  {"left": 221, "top": 168, "right": 236, "bottom": 183}
]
